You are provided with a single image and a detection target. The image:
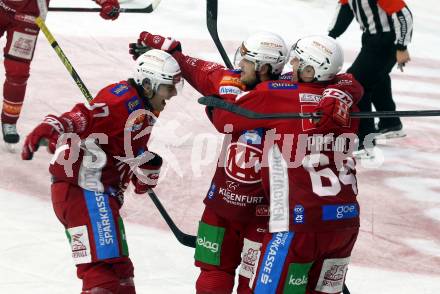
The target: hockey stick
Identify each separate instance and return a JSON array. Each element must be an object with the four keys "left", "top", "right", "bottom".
[
  {"left": 35, "top": 17, "right": 93, "bottom": 101},
  {"left": 206, "top": 0, "right": 234, "bottom": 69},
  {"left": 48, "top": 0, "right": 161, "bottom": 13},
  {"left": 147, "top": 189, "right": 196, "bottom": 248},
  {"left": 34, "top": 16, "right": 196, "bottom": 248},
  {"left": 198, "top": 96, "right": 440, "bottom": 119}
]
